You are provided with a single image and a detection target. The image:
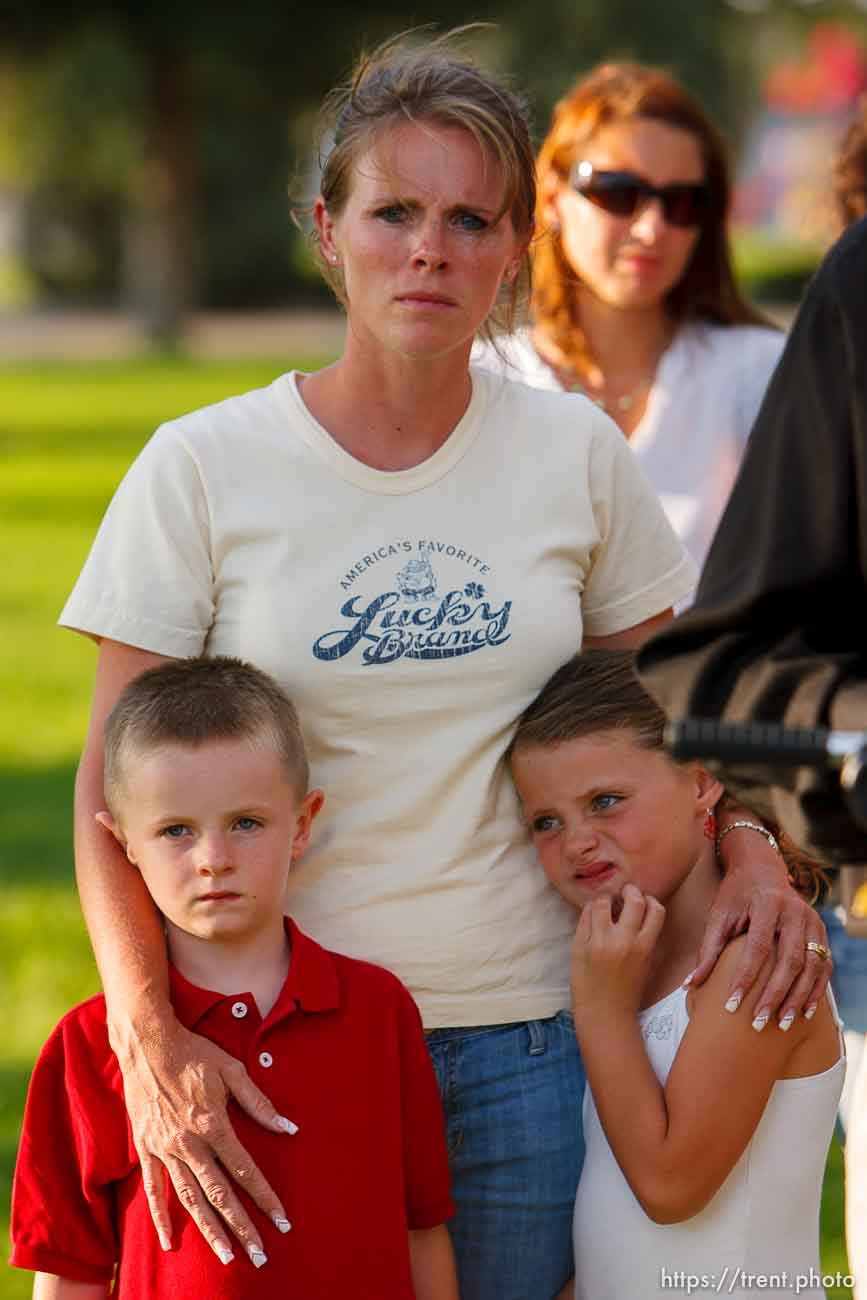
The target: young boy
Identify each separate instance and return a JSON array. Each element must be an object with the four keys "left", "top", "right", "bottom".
[{"left": 11, "top": 657, "right": 457, "bottom": 1299}]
